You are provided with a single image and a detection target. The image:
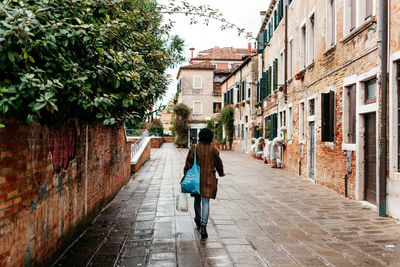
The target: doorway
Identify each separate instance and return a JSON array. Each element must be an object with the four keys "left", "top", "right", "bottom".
[
  {"left": 189, "top": 129, "right": 198, "bottom": 147},
  {"left": 309, "top": 122, "right": 315, "bottom": 179},
  {"left": 364, "top": 113, "right": 376, "bottom": 204}
]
